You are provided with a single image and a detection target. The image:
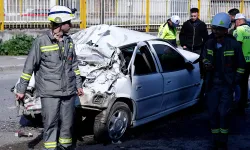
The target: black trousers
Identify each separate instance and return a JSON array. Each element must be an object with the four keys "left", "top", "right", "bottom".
[
  {"left": 239, "top": 62, "right": 250, "bottom": 111},
  {"left": 168, "top": 39, "right": 177, "bottom": 47}
]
